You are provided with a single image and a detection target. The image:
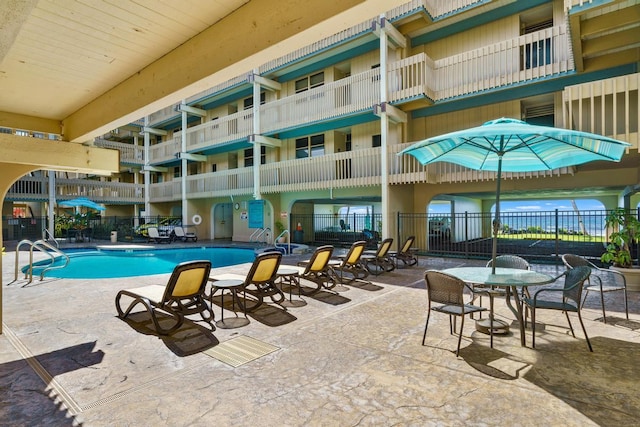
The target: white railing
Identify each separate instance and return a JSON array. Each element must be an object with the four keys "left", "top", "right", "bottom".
[
  {"left": 148, "top": 104, "right": 180, "bottom": 126},
  {"left": 185, "top": 109, "right": 254, "bottom": 152},
  {"left": 261, "top": 69, "right": 381, "bottom": 134},
  {"left": 260, "top": 149, "right": 382, "bottom": 193},
  {"left": 94, "top": 138, "right": 144, "bottom": 165},
  {"left": 56, "top": 179, "right": 143, "bottom": 202},
  {"left": 259, "top": 20, "right": 373, "bottom": 74},
  {"left": 186, "top": 74, "right": 249, "bottom": 104},
  {"left": 389, "top": 52, "right": 436, "bottom": 102},
  {"left": 148, "top": 181, "right": 181, "bottom": 201},
  {"left": 562, "top": 73, "right": 639, "bottom": 150},
  {"left": 185, "top": 168, "right": 253, "bottom": 197},
  {"left": 423, "top": 0, "right": 486, "bottom": 17},
  {"left": 7, "top": 176, "right": 49, "bottom": 199},
  {"left": 148, "top": 137, "right": 182, "bottom": 164},
  {"left": 433, "top": 25, "right": 573, "bottom": 100}
]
